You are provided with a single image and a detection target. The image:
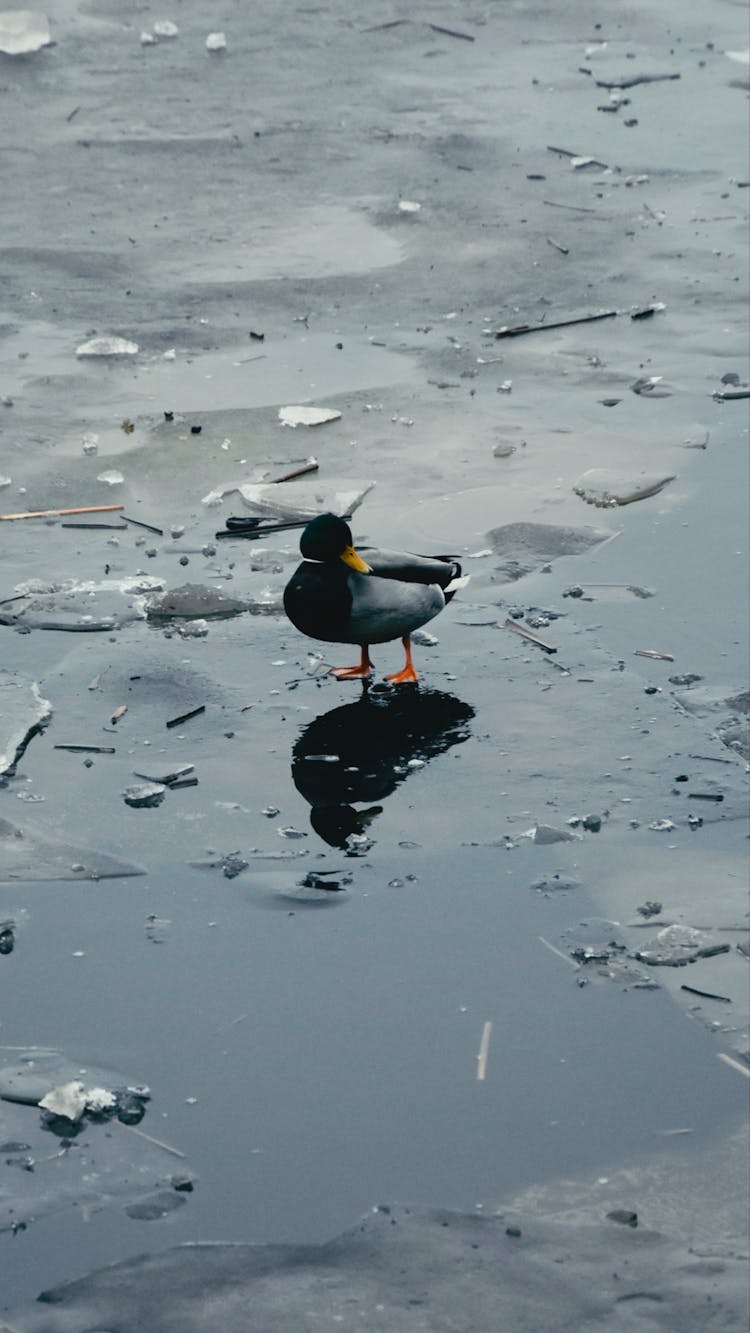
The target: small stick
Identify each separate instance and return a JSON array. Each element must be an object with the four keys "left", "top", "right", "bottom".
[
  {"left": 61, "top": 522, "right": 129, "bottom": 530},
  {"left": 216, "top": 519, "right": 309, "bottom": 541},
  {"left": 717, "top": 1052, "right": 750, "bottom": 1079},
  {"left": 0, "top": 505, "right": 124, "bottom": 522},
  {"left": 119, "top": 1122, "right": 186, "bottom": 1158},
  {"left": 546, "top": 236, "right": 569, "bottom": 255},
  {"left": 592, "top": 530, "right": 623, "bottom": 551},
  {"left": 688, "top": 792, "right": 724, "bottom": 801},
  {"left": 166, "top": 704, "right": 206, "bottom": 729},
  {"left": 595, "top": 73, "right": 681, "bottom": 89},
  {"left": 66, "top": 105, "right": 81, "bottom": 122},
  {"left": 634, "top": 648, "right": 674, "bottom": 661},
  {"left": 539, "top": 936, "right": 580, "bottom": 968},
  {"left": 214, "top": 1013, "right": 249, "bottom": 1035},
  {"left": 547, "top": 145, "right": 609, "bottom": 168},
  {"left": 688, "top": 754, "right": 733, "bottom": 765},
  {"left": 53, "top": 743, "right": 116, "bottom": 753},
  {"left": 111, "top": 705, "right": 128, "bottom": 724},
  {"left": 121, "top": 515, "right": 164, "bottom": 535},
  {"left": 494, "top": 310, "right": 617, "bottom": 338},
  {"left": 543, "top": 199, "right": 598, "bottom": 213},
  {"left": 271, "top": 459, "right": 319, "bottom": 484},
  {"left": 712, "top": 389, "right": 750, "bottom": 401},
  {"left": 503, "top": 618, "right": 557, "bottom": 653},
  {"left": 428, "top": 22, "right": 475, "bottom": 41},
  {"left": 681, "top": 984, "right": 731, "bottom": 1003},
  {"left": 476, "top": 1021, "right": 493, "bottom": 1081}
]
